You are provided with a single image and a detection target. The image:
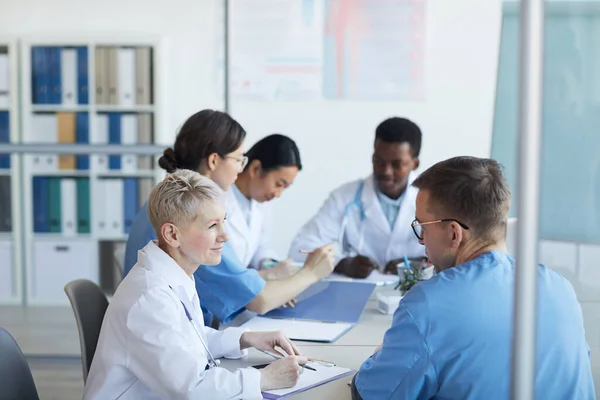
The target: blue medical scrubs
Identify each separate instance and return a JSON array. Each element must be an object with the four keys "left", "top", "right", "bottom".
[
  {"left": 124, "top": 202, "right": 266, "bottom": 326},
  {"left": 354, "top": 251, "right": 595, "bottom": 399}
]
